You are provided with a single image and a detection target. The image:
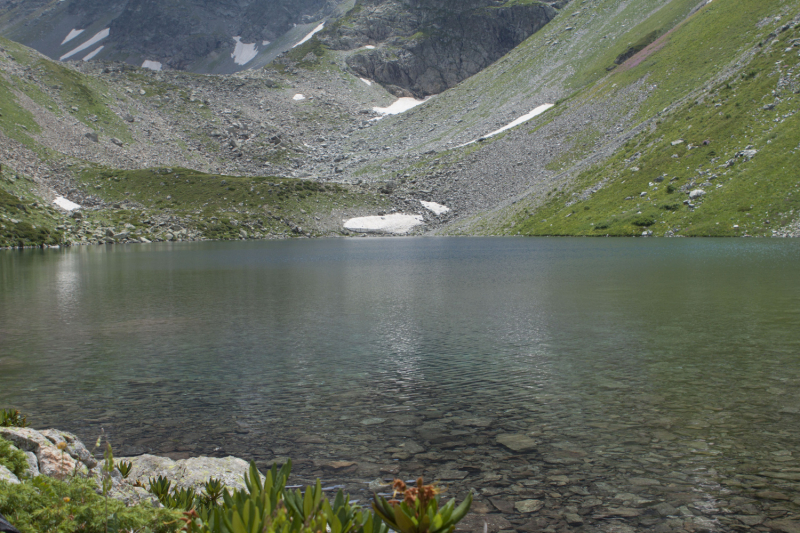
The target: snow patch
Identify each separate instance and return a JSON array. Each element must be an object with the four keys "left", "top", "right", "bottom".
[
  {"left": 61, "top": 29, "right": 84, "bottom": 45},
  {"left": 231, "top": 37, "right": 259, "bottom": 65},
  {"left": 82, "top": 46, "right": 103, "bottom": 61},
  {"left": 262, "top": 40, "right": 271, "bottom": 46},
  {"left": 365, "top": 45, "right": 375, "bottom": 49},
  {"left": 53, "top": 196, "right": 81, "bottom": 211},
  {"left": 373, "top": 97, "right": 426, "bottom": 116},
  {"left": 459, "top": 104, "right": 554, "bottom": 147},
  {"left": 142, "top": 60, "right": 162, "bottom": 71},
  {"left": 483, "top": 104, "right": 554, "bottom": 139},
  {"left": 293, "top": 22, "right": 325, "bottom": 48},
  {"left": 293, "top": 94, "right": 306, "bottom": 101},
  {"left": 344, "top": 214, "right": 424, "bottom": 235},
  {"left": 360, "top": 78, "right": 372, "bottom": 86},
  {"left": 60, "top": 28, "right": 109, "bottom": 60},
  {"left": 420, "top": 200, "right": 450, "bottom": 215}
]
